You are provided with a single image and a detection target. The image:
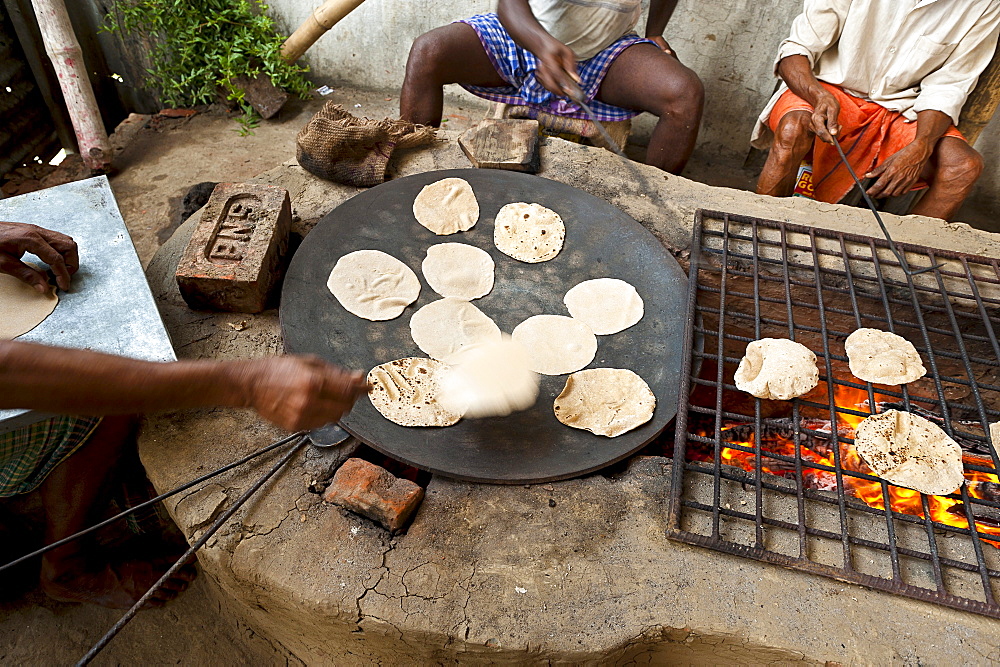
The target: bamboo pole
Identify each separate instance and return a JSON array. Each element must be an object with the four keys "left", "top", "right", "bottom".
[
  {"left": 959, "top": 45, "right": 1000, "bottom": 146},
  {"left": 280, "top": 0, "right": 367, "bottom": 64},
  {"left": 30, "top": 0, "right": 111, "bottom": 171}
]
